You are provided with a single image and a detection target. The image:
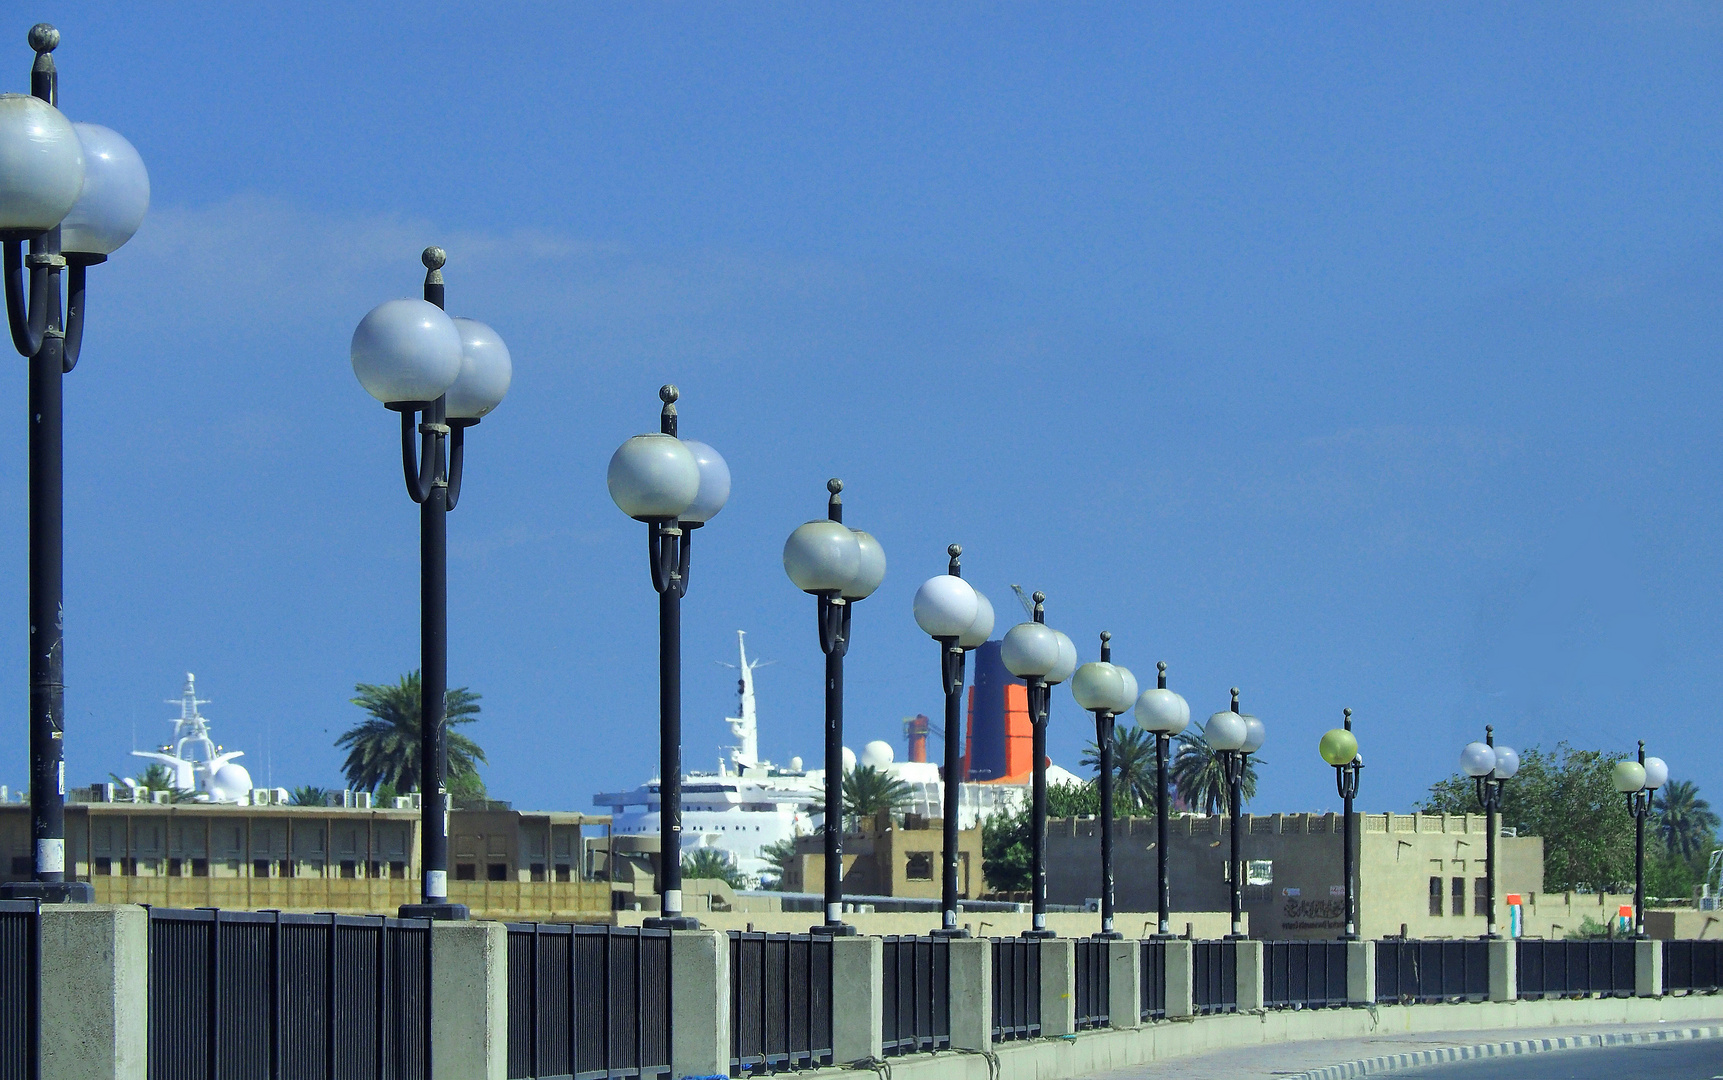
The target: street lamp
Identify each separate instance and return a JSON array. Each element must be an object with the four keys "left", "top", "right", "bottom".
[
  {"left": 609, "top": 386, "right": 729, "bottom": 930},
  {"left": 352, "top": 248, "right": 512, "bottom": 920},
  {"left": 1612, "top": 744, "right": 1668, "bottom": 939},
  {"left": 1134, "top": 663, "right": 1190, "bottom": 938},
  {"left": 1071, "top": 635, "right": 1137, "bottom": 939},
  {"left": 1318, "top": 710, "right": 1363, "bottom": 940},
  {"left": 1204, "top": 690, "right": 1263, "bottom": 939},
  {"left": 1459, "top": 726, "right": 1519, "bottom": 938},
  {"left": 0, "top": 24, "right": 148, "bottom": 902},
  {"left": 1000, "top": 592, "right": 1075, "bottom": 938},
  {"left": 785, "top": 479, "right": 885, "bottom": 935},
  {"left": 911, "top": 545, "right": 994, "bottom": 937}
]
